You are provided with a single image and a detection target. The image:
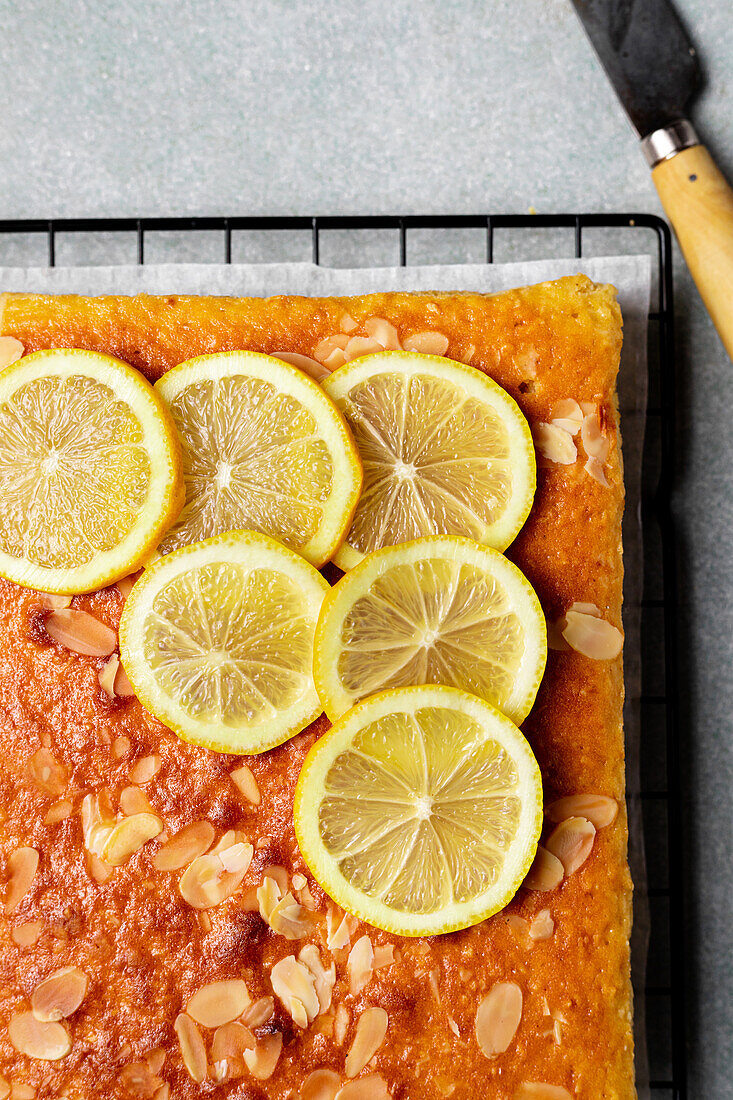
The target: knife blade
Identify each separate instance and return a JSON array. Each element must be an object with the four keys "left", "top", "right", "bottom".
[{"left": 571, "top": 0, "right": 733, "bottom": 362}]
